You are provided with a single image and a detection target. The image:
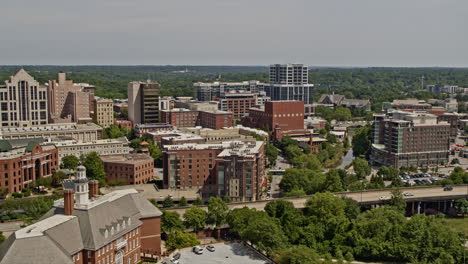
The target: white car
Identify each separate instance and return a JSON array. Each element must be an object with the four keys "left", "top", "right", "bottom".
[
  {"left": 403, "top": 192, "right": 414, "bottom": 197},
  {"left": 379, "top": 196, "right": 389, "bottom": 200}
]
